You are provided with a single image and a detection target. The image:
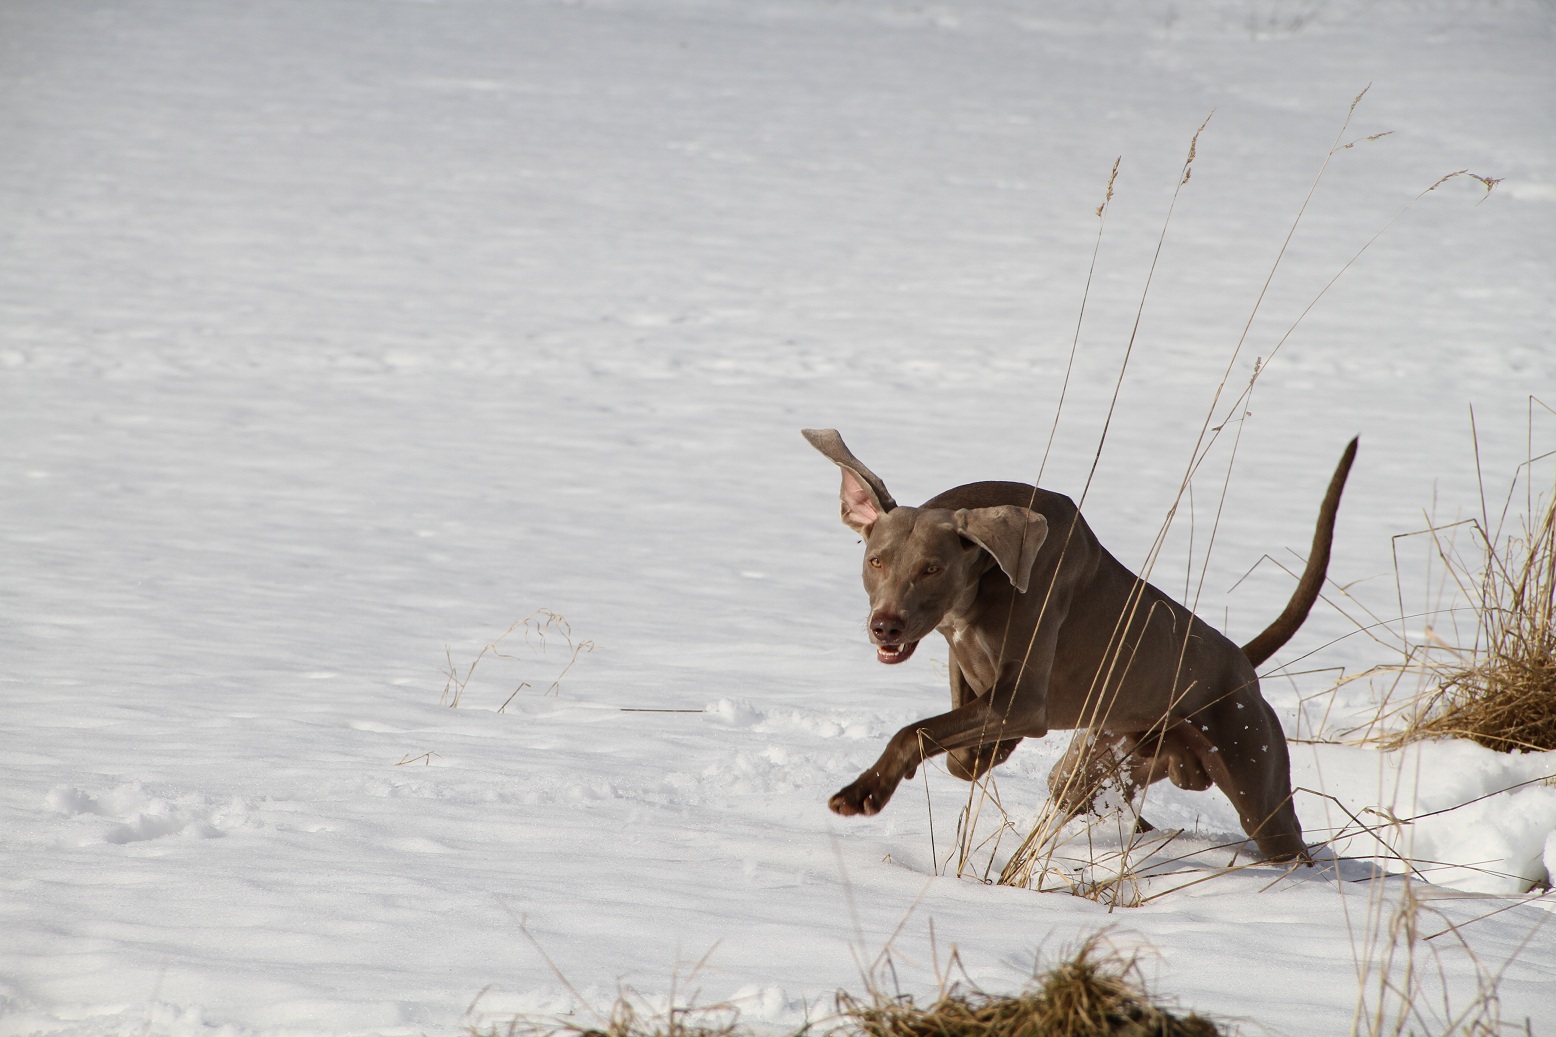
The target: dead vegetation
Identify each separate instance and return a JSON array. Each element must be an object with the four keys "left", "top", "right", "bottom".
[
  {"left": 477, "top": 994, "right": 743, "bottom": 1037},
  {"left": 1344, "top": 860, "right": 1543, "bottom": 1037},
  {"left": 441, "top": 609, "right": 595, "bottom": 709},
  {"left": 955, "top": 89, "right": 1505, "bottom": 908},
  {"left": 1380, "top": 485, "right": 1556, "bottom": 753},
  {"left": 1321, "top": 408, "right": 1556, "bottom": 755},
  {"left": 473, "top": 934, "right": 1227, "bottom": 1037},
  {"left": 839, "top": 933, "right": 1224, "bottom": 1037}
]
